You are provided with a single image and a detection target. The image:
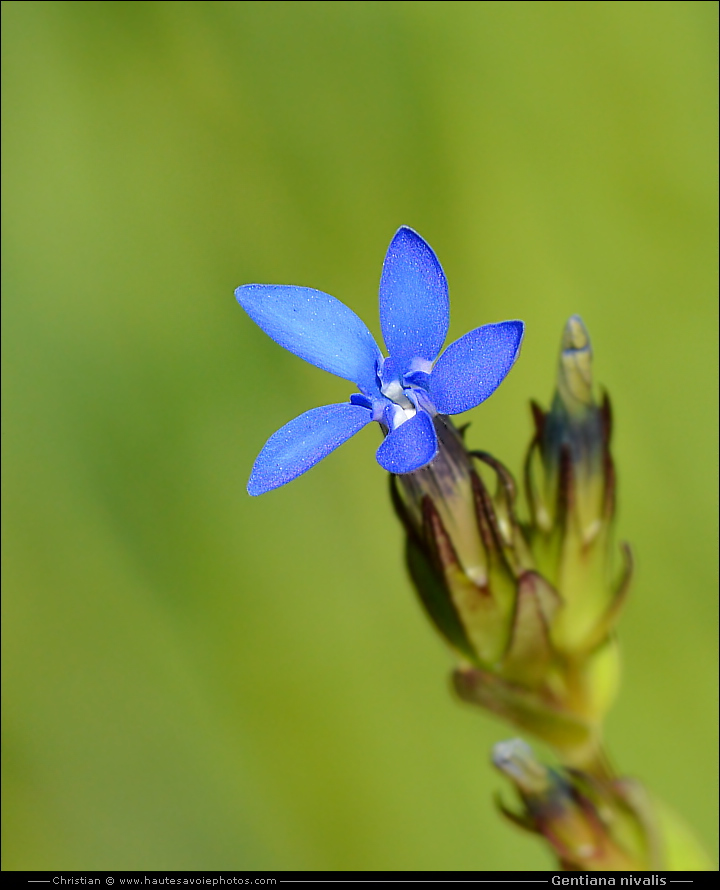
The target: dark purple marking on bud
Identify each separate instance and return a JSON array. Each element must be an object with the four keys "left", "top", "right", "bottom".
[
  {"left": 472, "top": 451, "right": 519, "bottom": 508},
  {"left": 470, "top": 468, "right": 506, "bottom": 557},
  {"left": 600, "top": 391, "right": 616, "bottom": 520},
  {"left": 524, "top": 390, "right": 617, "bottom": 543},
  {"left": 390, "top": 475, "right": 477, "bottom": 661},
  {"left": 470, "top": 450, "right": 531, "bottom": 565}
]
